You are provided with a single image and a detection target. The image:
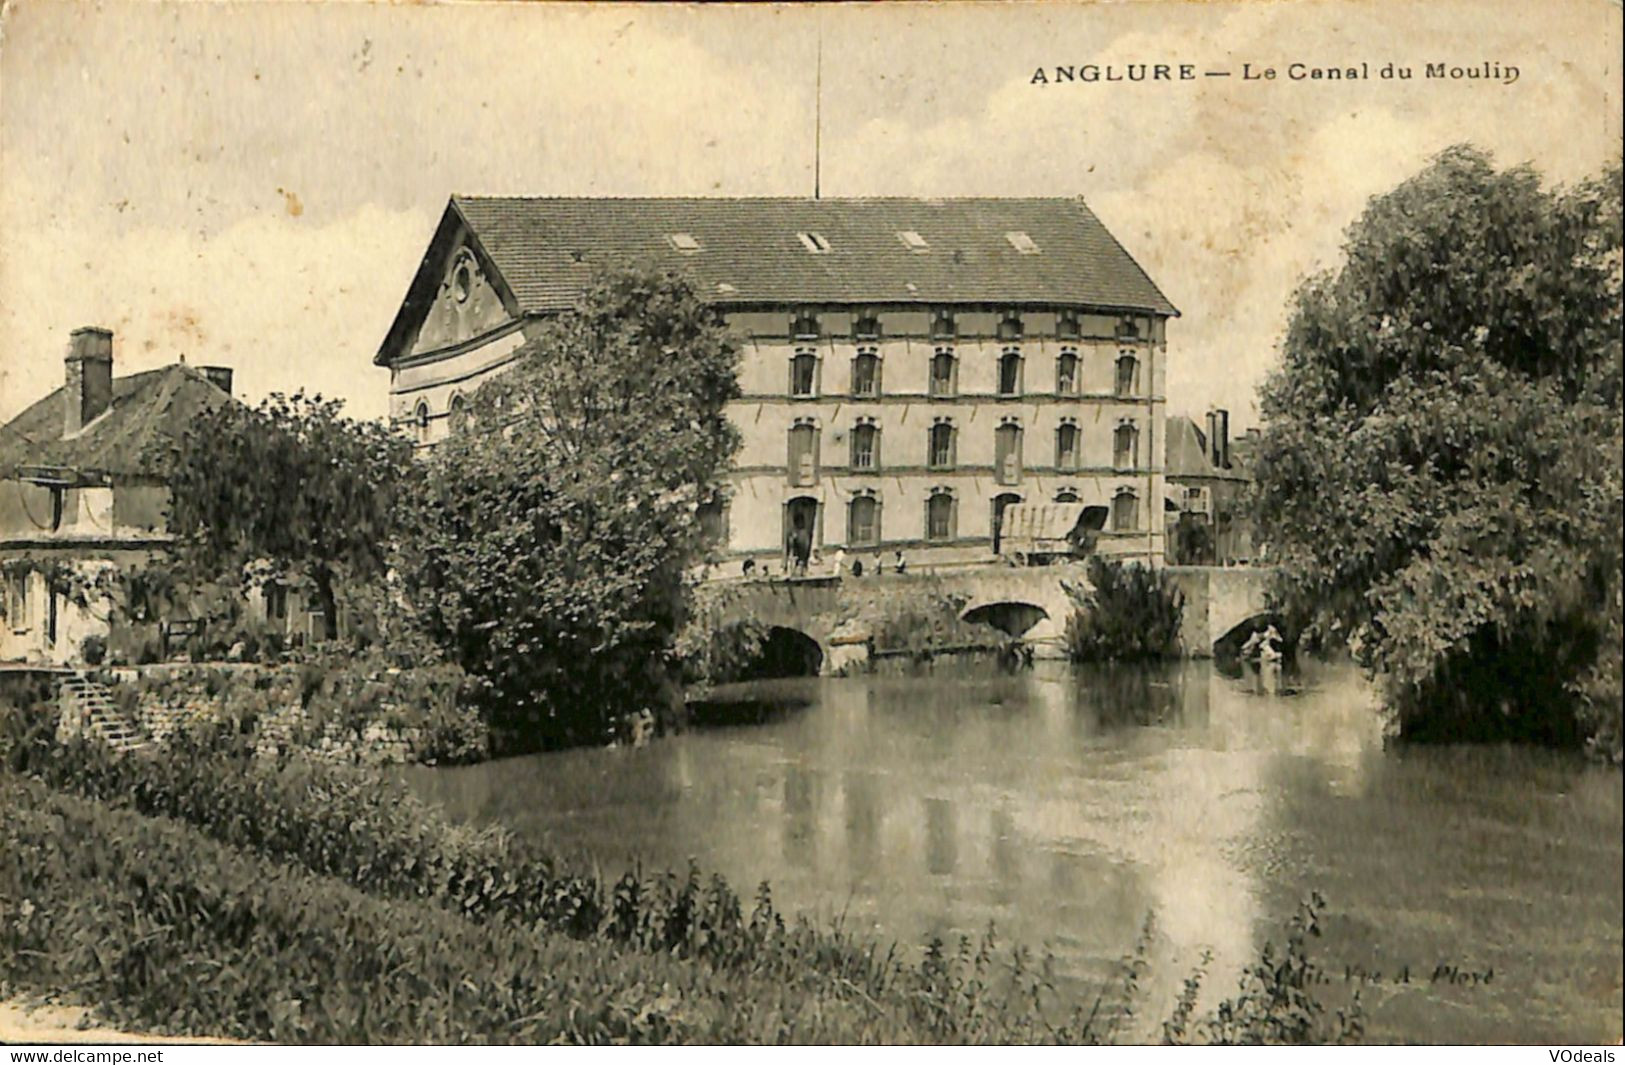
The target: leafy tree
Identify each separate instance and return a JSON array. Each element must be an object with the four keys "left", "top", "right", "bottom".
[
  {"left": 394, "top": 266, "right": 741, "bottom": 751},
  {"left": 1253, "top": 146, "right": 1622, "bottom": 756},
  {"left": 156, "top": 392, "right": 414, "bottom": 641}
]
